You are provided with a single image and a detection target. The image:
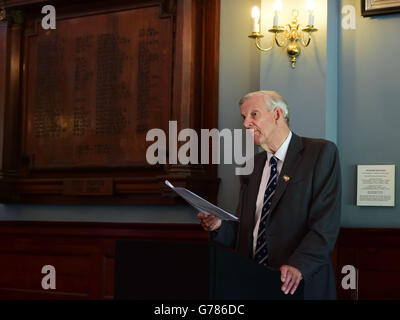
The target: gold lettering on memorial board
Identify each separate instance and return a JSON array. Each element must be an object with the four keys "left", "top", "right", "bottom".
[
  {"left": 74, "top": 35, "right": 93, "bottom": 137},
  {"left": 34, "top": 39, "right": 64, "bottom": 139},
  {"left": 137, "top": 28, "right": 161, "bottom": 133},
  {"left": 95, "top": 33, "right": 131, "bottom": 135}
]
